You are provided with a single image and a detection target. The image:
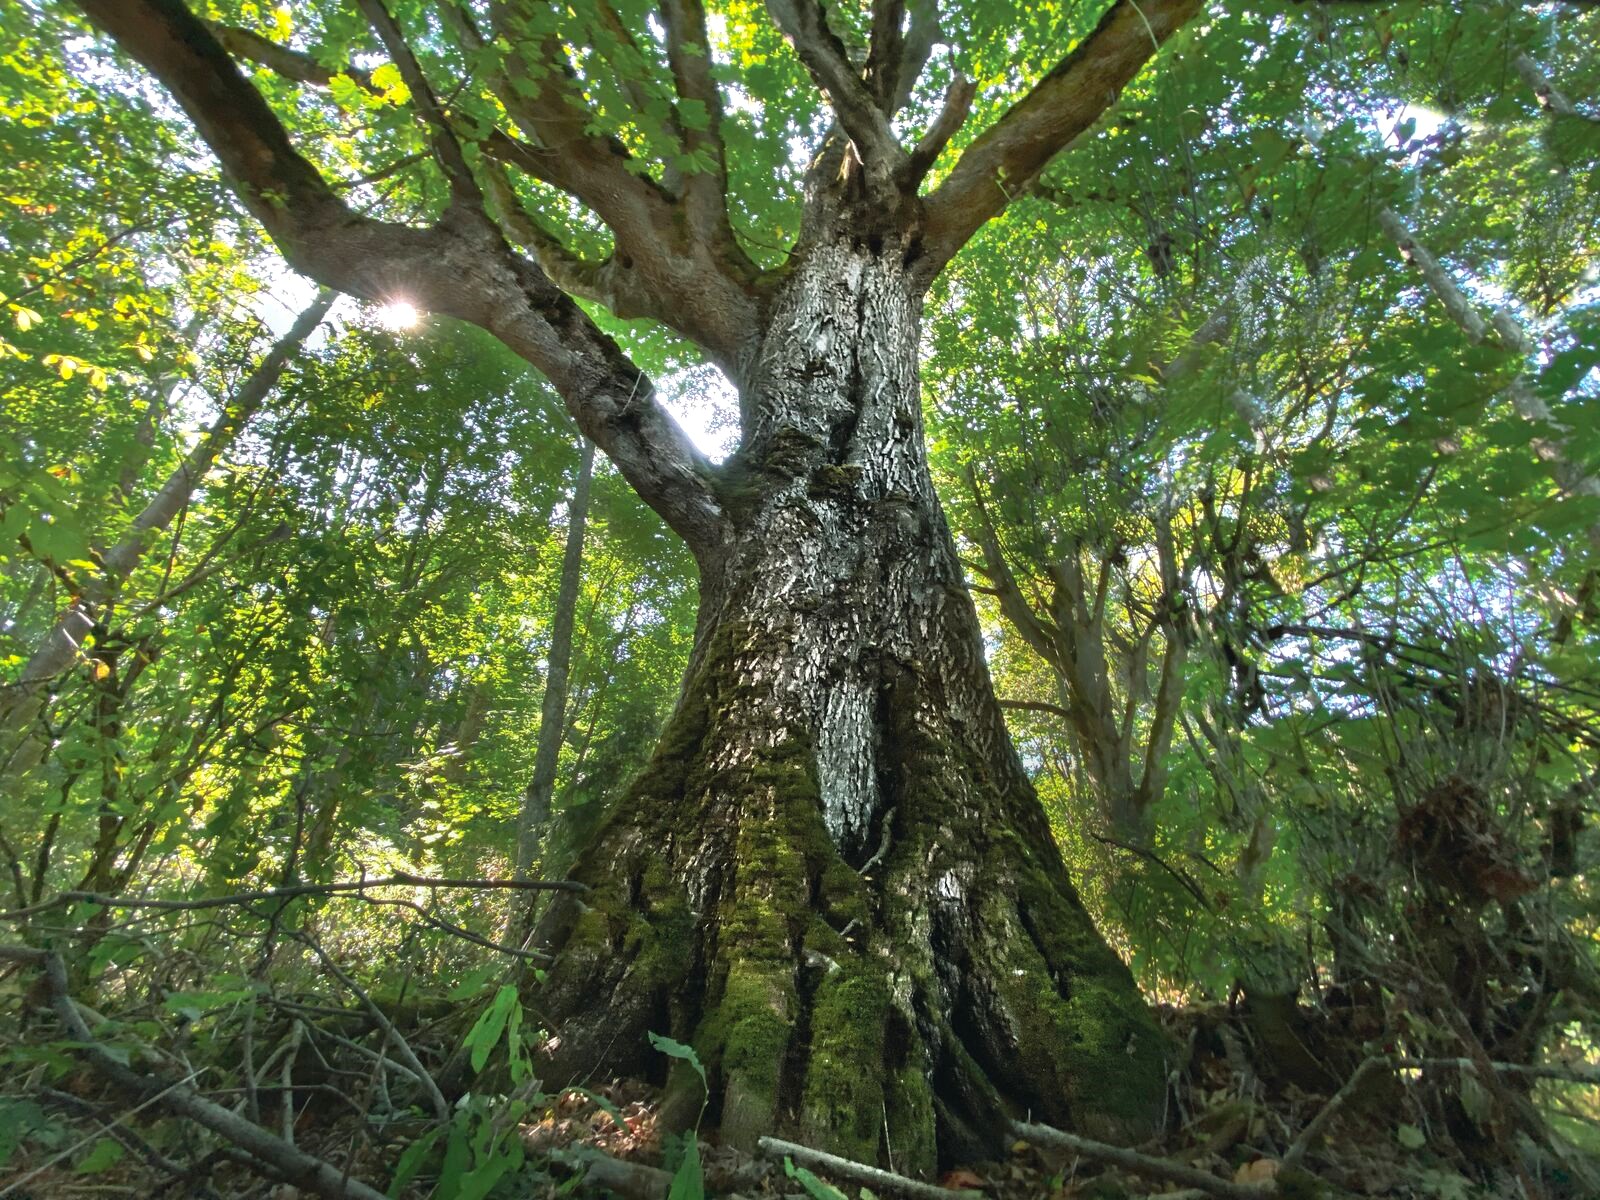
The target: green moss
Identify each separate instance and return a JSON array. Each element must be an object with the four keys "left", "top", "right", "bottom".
[
  {"left": 701, "top": 961, "right": 795, "bottom": 1149},
  {"left": 818, "top": 859, "right": 868, "bottom": 926},
  {"left": 799, "top": 970, "right": 889, "bottom": 1161},
  {"left": 884, "top": 1064, "right": 937, "bottom": 1175},
  {"left": 808, "top": 463, "right": 862, "bottom": 502},
  {"left": 1000, "top": 863, "right": 1168, "bottom": 1142}
]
